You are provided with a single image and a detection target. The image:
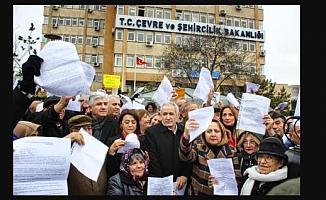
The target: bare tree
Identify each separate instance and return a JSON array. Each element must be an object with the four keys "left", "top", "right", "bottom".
[
  {"left": 160, "top": 29, "right": 256, "bottom": 96},
  {"left": 13, "top": 23, "right": 40, "bottom": 80}
]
